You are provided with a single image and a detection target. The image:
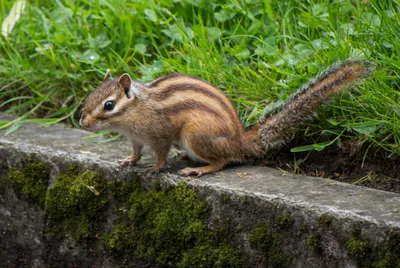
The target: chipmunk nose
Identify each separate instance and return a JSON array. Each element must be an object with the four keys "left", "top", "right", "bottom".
[{"left": 79, "top": 114, "right": 97, "bottom": 130}]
